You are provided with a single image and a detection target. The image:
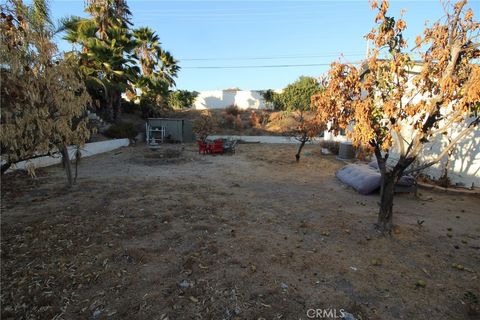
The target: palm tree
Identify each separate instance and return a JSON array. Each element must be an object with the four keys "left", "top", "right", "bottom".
[
  {"left": 24, "top": 0, "right": 56, "bottom": 58},
  {"left": 84, "top": 0, "right": 131, "bottom": 40},
  {"left": 157, "top": 49, "right": 179, "bottom": 87},
  {"left": 61, "top": 0, "right": 179, "bottom": 120},
  {"left": 132, "top": 27, "right": 159, "bottom": 76},
  {"left": 132, "top": 27, "right": 179, "bottom": 85},
  {"left": 62, "top": 0, "right": 137, "bottom": 121},
  {"left": 131, "top": 27, "right": 179, "bottom": 115}
]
